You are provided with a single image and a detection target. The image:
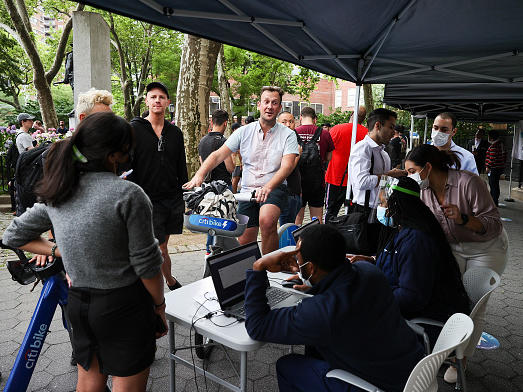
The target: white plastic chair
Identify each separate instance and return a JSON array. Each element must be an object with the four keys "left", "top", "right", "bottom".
[
  {"left": 326, "top": 313, "right": 474, "bottom": 392},
  {"left": 410, "top": 267, "right": 500, "bottom": 390}
]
